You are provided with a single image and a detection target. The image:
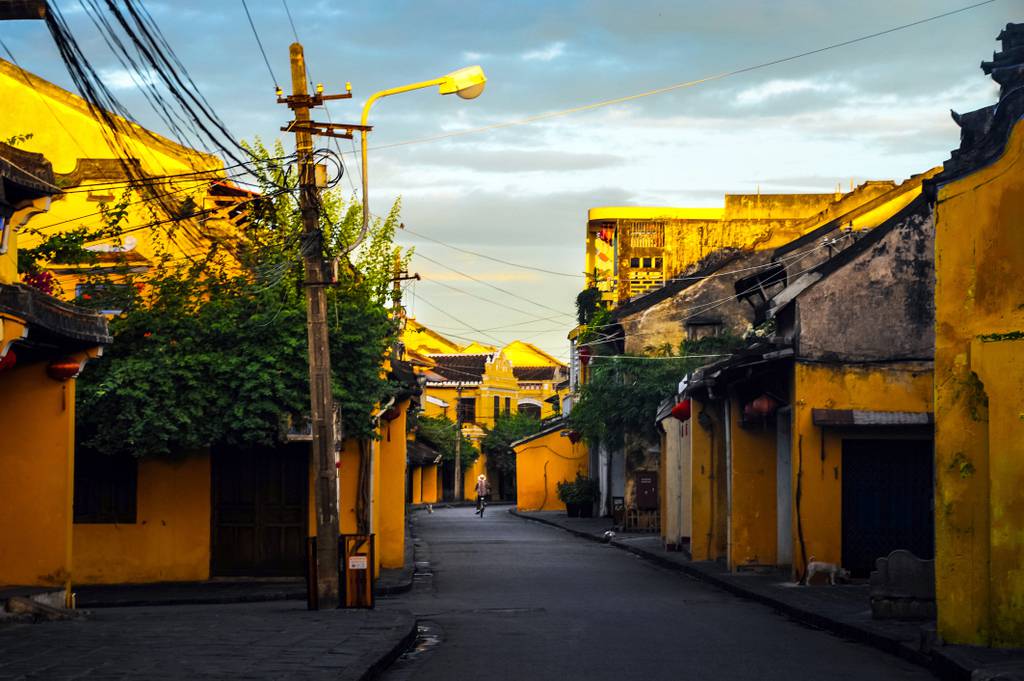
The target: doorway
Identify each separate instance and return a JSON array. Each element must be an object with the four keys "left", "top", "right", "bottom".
[
  {"left": 841, "top": 438, "right": 934, "bottom": 577},
  {"left": 211, "top": 445, "right": 309, "bottom": 577}
]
